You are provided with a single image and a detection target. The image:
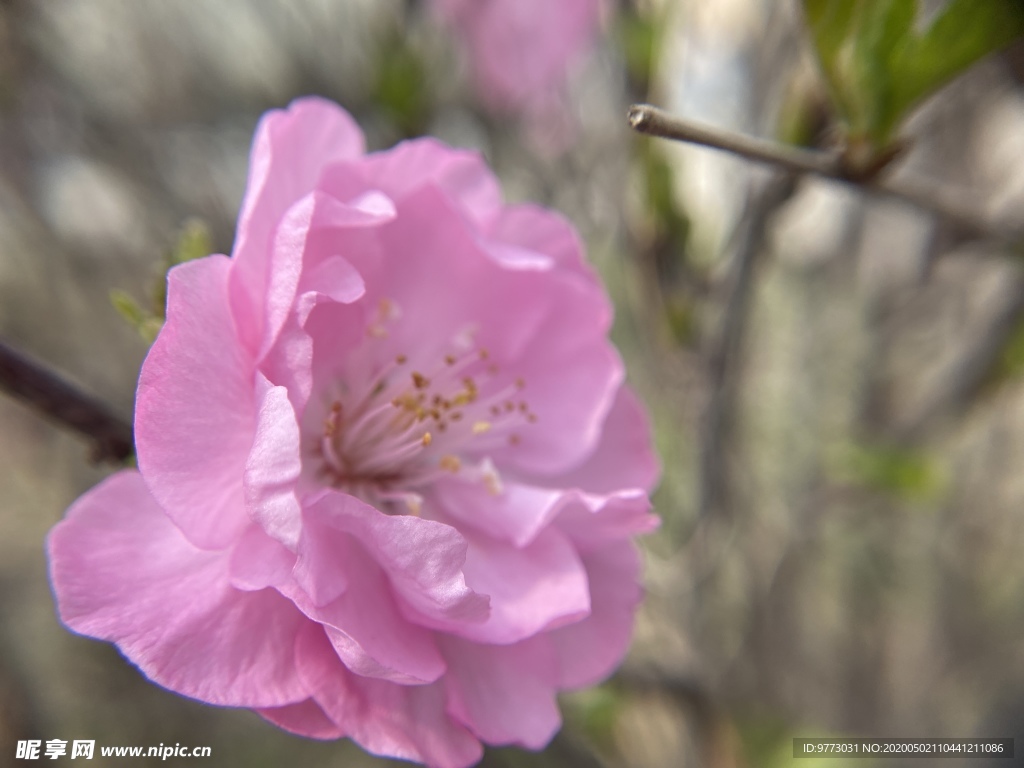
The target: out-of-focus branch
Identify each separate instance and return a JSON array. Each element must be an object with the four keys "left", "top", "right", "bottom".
[
  {"left": 900, "top": 280, "right": 1024, "bottom": 440},
  {"left": 628, "top": 103, "right": 1020, "bottom": 244},
  {"left": 619, "top": 667, "right": 745, "bottom": 768},
  {"left": 698, "top": 173, "right": 798, "bottom": 520},
  {"left": 0, "top": 339, "right": 133, "bottom": 464}
]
